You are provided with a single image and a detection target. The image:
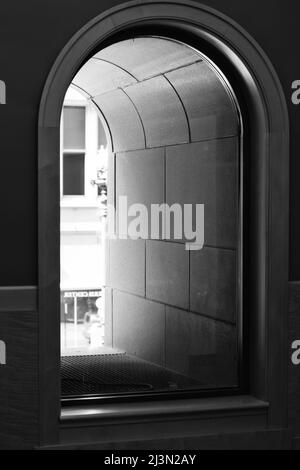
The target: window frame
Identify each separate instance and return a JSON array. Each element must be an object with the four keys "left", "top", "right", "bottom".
[
  {"left": 61, "top": 101, "right": 87, "bottom": 200},
  {"left": 38, "top": 1, "right": 289, "bottom": 447},
  {"left": 60, "top": 99, "right": 107, "bottom": 208}
]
